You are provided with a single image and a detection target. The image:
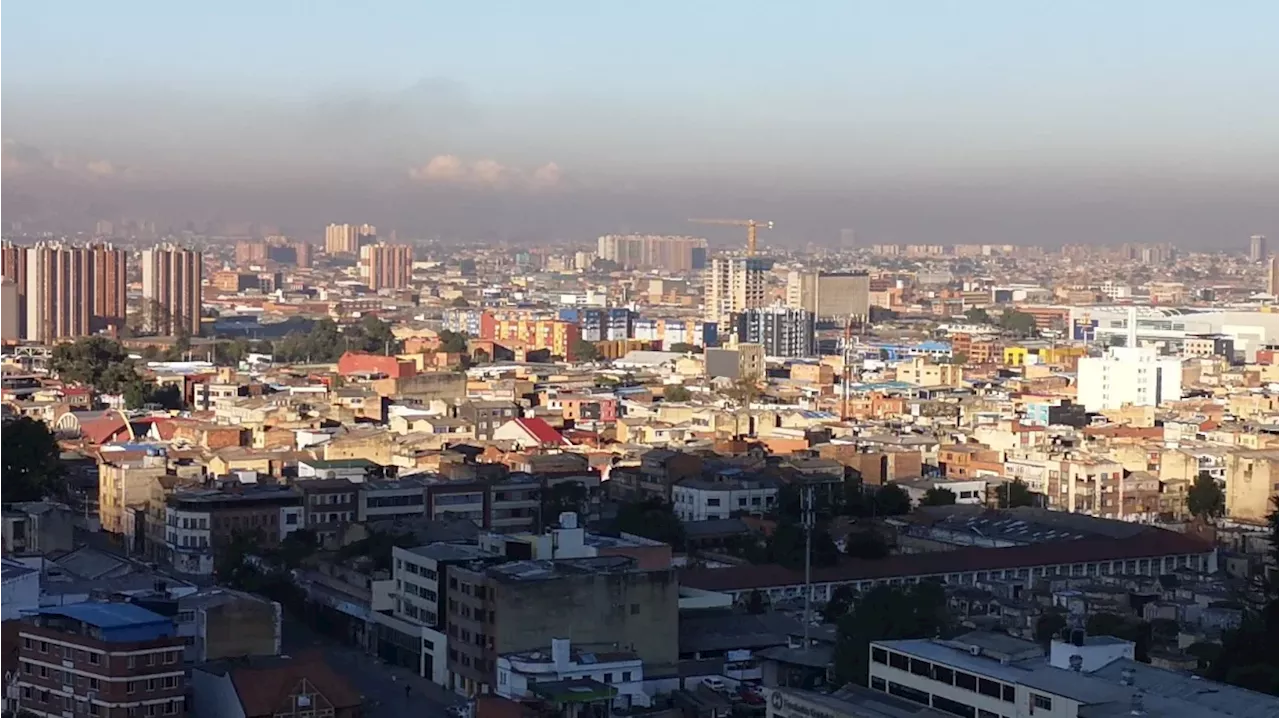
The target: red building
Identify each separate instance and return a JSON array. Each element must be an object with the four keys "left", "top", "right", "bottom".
[
  {"left": 336, "top": 351, "right": 417, "bottom": 379},
  {"left": 14, "top": 602, "right": 186, "bottom": 717}
]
